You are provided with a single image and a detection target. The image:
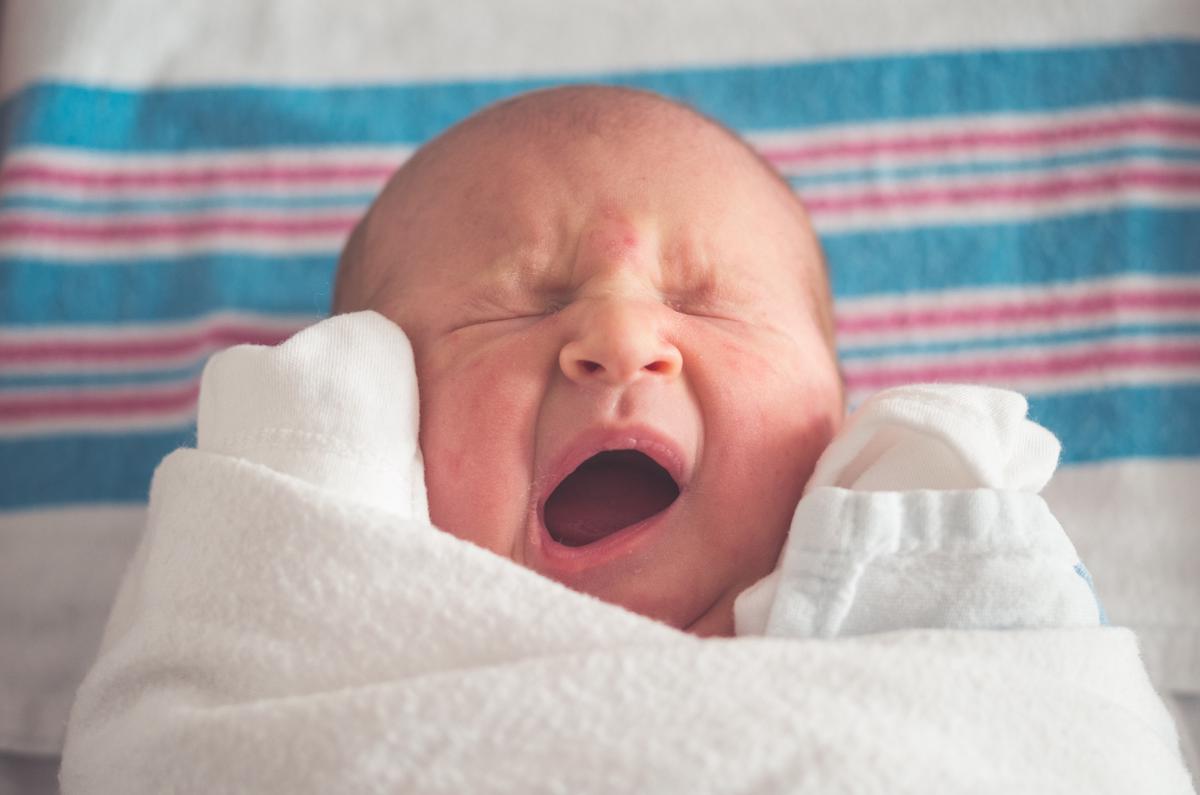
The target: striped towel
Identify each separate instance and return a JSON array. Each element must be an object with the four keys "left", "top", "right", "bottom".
[{"left": 1, "top": 0, "right": 1197, "bottom": 767}]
